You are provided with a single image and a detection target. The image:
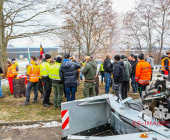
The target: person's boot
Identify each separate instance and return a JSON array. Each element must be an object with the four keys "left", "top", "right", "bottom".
[
  {"left": 43, "top": 104, "right": 50, "bottom": 107},
  {"left": 39, "top": 95, "right": 44, "bottom": 100},
  {"left": 48, "top": 102, "right": 53, "bottom": 105},
  {"left": 100, "top": 82, "right": 103, "bottom": 86},
  {"left": 32, "top": 100, "right": 38, "bottom": 103},
  {"left": 22, "top": 101, "right": 30, "bottom": 105}
]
